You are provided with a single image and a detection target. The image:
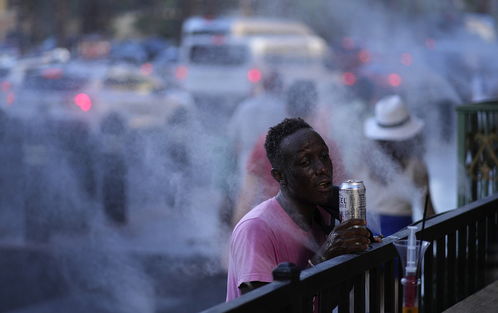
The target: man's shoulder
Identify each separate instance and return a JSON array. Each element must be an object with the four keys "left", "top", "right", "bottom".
[
  {"left": 231, "top": 199, "right": 285, "bottom": 251},
  {"left": 234, "top": 199, "right": 277, "bottom": 229}
]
